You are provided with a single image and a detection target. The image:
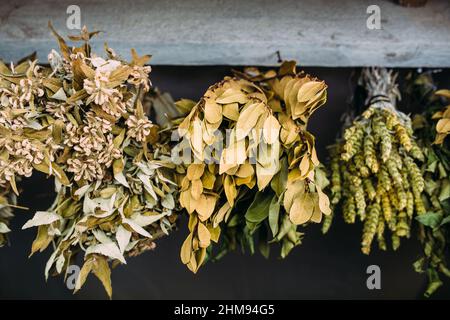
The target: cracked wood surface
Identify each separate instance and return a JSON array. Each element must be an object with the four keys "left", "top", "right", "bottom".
[{"left": 0, "top": 0, "right": 449, "bottom": 66}]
